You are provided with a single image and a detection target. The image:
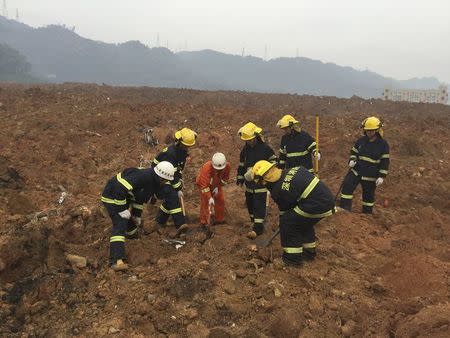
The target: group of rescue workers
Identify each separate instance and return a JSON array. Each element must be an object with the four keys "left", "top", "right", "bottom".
[{"left": 101, "top": 114, "right": 390, "bottom": 271}]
